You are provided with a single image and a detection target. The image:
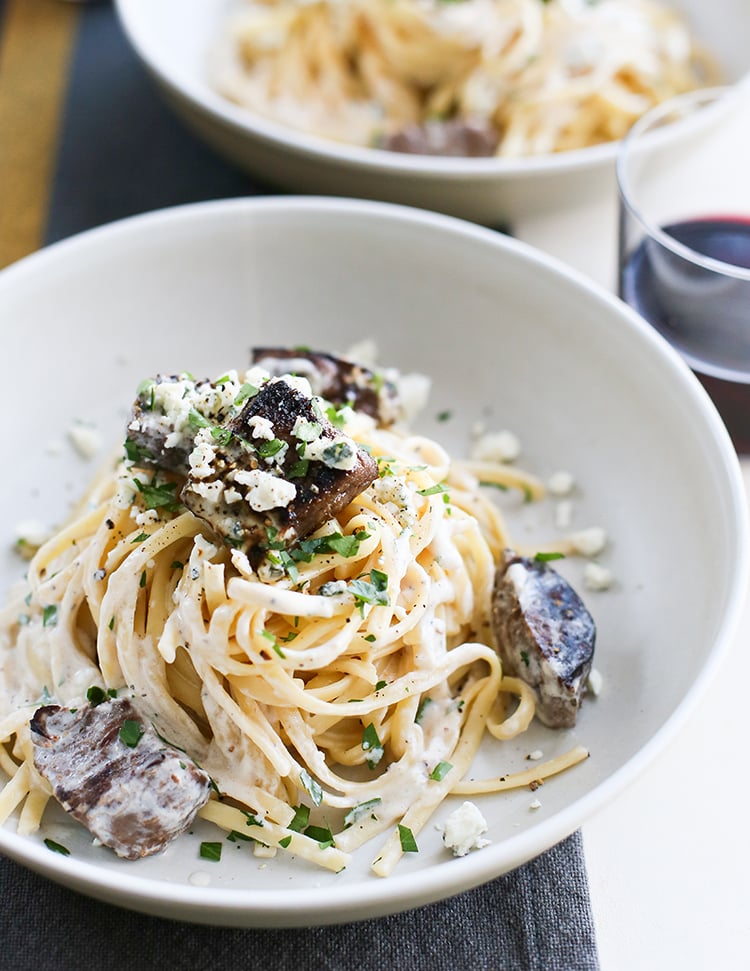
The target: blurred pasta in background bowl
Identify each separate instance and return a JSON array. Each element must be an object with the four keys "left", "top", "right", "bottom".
[
  {"left": 115, "top": 0, "right": 750, "bottom": 225},
  {"left": 215, "top": 0, "right": 717, "bottom": 157}
]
